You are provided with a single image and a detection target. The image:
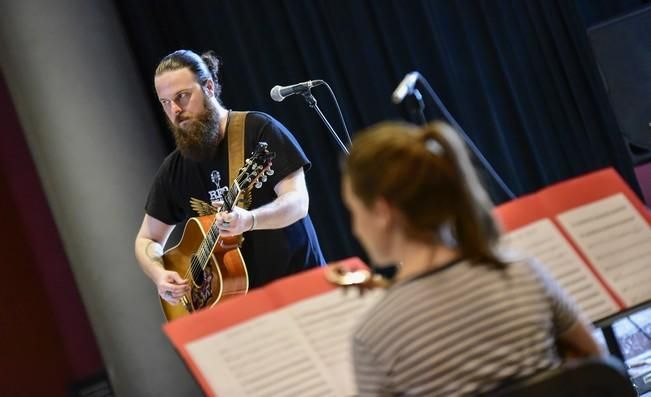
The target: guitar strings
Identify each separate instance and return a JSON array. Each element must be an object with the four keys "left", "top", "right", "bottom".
[
  {"left": 183, "top": 184, "right": 237, "bottom": 283},
  {"left": 182, "top": 159, "right": 258, "bottom": 285}
]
